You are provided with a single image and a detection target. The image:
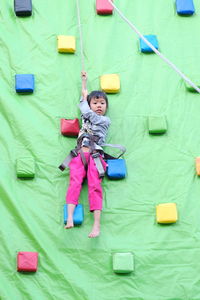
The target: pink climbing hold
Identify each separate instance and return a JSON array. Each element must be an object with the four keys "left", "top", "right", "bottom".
[{"left": 96, "top": 0, "right": 113, "bottom": 15}]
